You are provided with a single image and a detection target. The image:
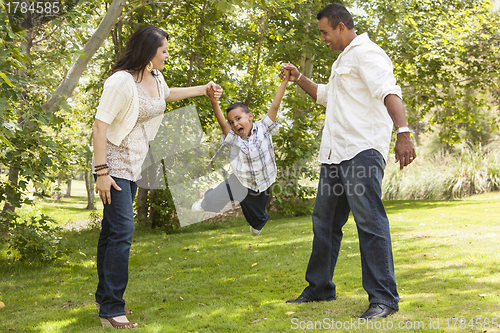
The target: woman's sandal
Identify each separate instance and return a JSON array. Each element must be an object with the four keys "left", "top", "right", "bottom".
[
  {"left": 100, "top": 316, "right": 137, "bottom": 329},
  {"left": 95, "top": 301, "right": 133, "bottom": 315}
]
